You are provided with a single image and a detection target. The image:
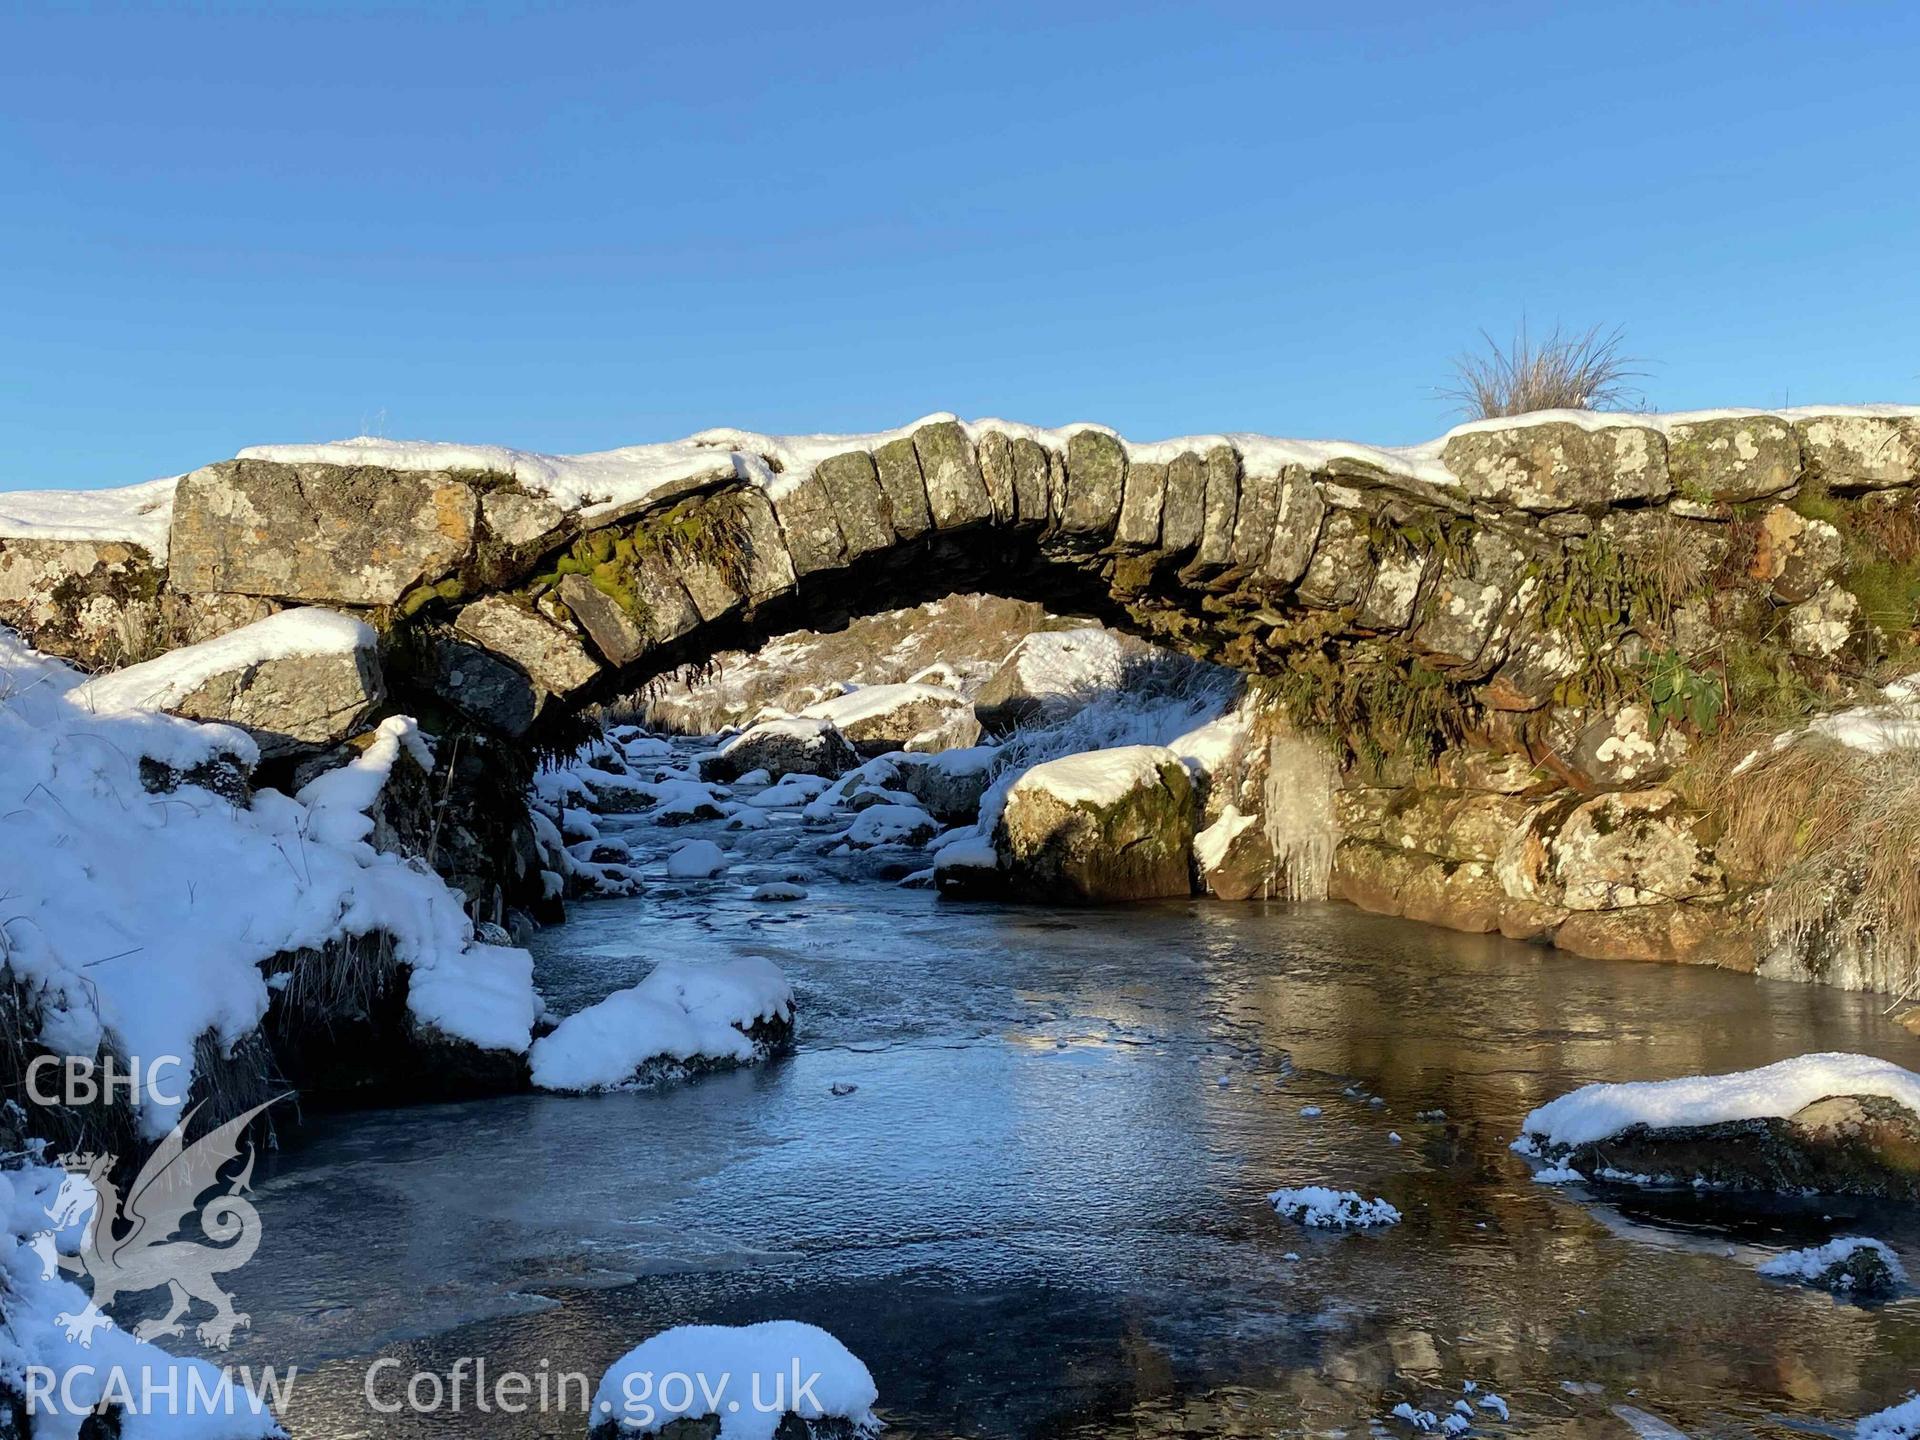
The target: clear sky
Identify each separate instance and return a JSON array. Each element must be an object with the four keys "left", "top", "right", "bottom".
[{"left": 4, "top": 0, "right": 1917, "bottom": 492}]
